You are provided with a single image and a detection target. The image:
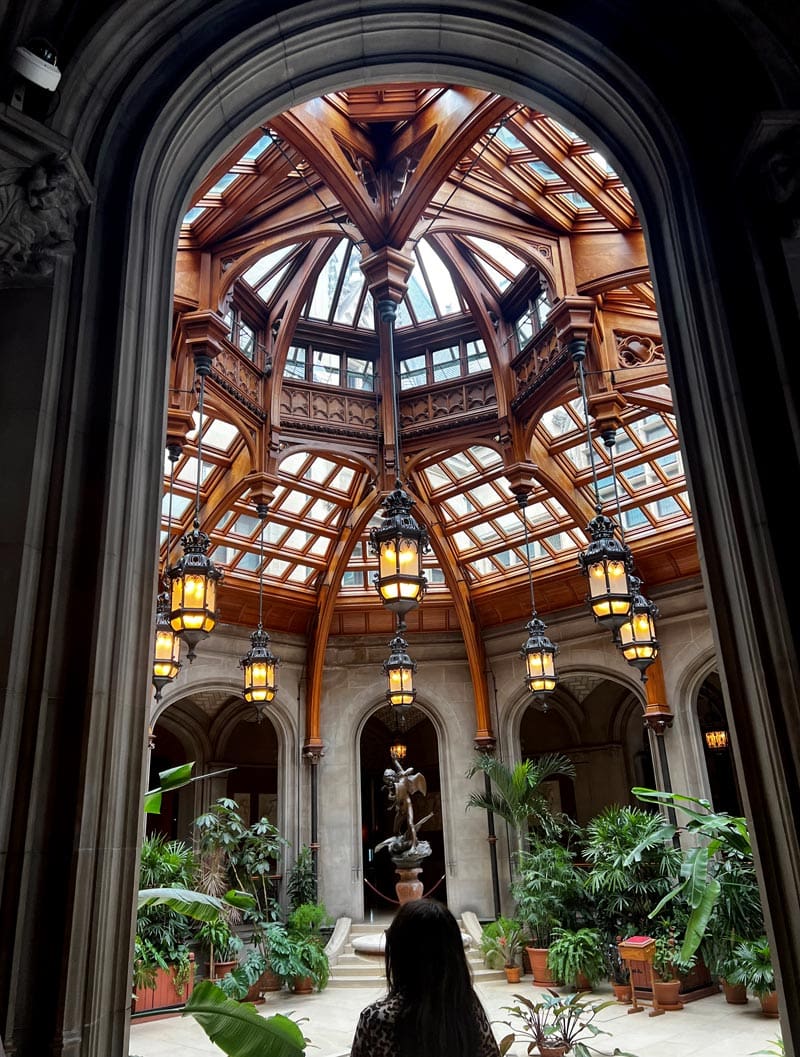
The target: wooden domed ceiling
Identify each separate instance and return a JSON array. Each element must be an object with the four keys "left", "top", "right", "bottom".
[{"left": 164, "top": 83, "right": 700, "bottom": 640}]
